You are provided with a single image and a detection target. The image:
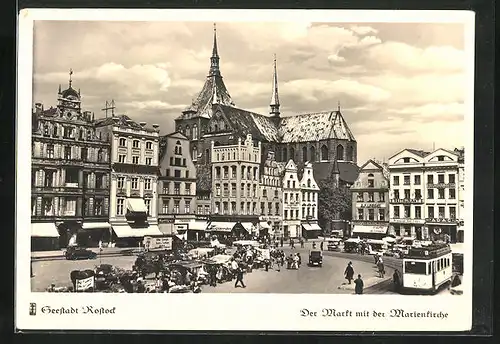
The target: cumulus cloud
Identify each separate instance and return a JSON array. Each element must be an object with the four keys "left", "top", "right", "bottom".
[{"left": 31, "top": 21, "right": 467, "bottom": 163}]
